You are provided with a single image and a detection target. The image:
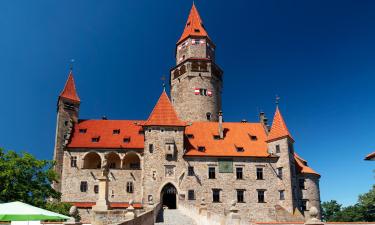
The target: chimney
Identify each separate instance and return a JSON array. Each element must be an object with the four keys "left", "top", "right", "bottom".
[
  {"left": 218, "top": 110, "right": 224, "bottom": 139},
  {"left": 259, "top": 112, "right": 269, "bottom": 133}
]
